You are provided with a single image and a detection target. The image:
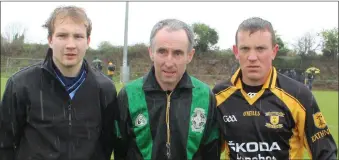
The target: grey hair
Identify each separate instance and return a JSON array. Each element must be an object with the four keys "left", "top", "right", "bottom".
[
  {"left": 235, "top": 17, "right": 276, "bottom": 46},
  {"left": 149, "top": 19, "right": 195, "bottom": 52}
]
